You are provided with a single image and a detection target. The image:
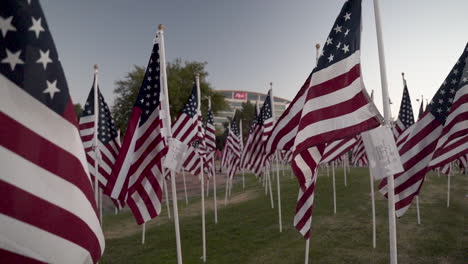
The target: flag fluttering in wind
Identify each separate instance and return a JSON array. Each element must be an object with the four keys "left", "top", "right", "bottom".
[
  {"left": 203, "top": 102, "right": 216, "bottom": 176},
  {"left": 223, "top": 113, "right": 242, "bottom": 180},
  {"left": 241, "top": 90, "right": 274, "bottom": 176},
  {"left": 392, "top": 75, "right": 415, "bottom": 141},
  {"left": 352, "top": 135, "right": 368, "bottom": 166},
  {"left": 320, "top": 136, "right": 357, "bottom": 164},
  {"left": 105, "top": 35, "right": 168, "bottom": 225},
  {"left": 292, "top": 0, "right": 381, "bottom": 239},
  {"left": 379, "top": 43, "right": 468, "bottom": 217},
  {"left": 172, "top": 84, "right": 201, "bottom": 146},
  {"left": 80, "top": 82, "right": 120, "bottom": 189},
  {"left": 0, "top": 0, "right": 104, "bottom": 262}
]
